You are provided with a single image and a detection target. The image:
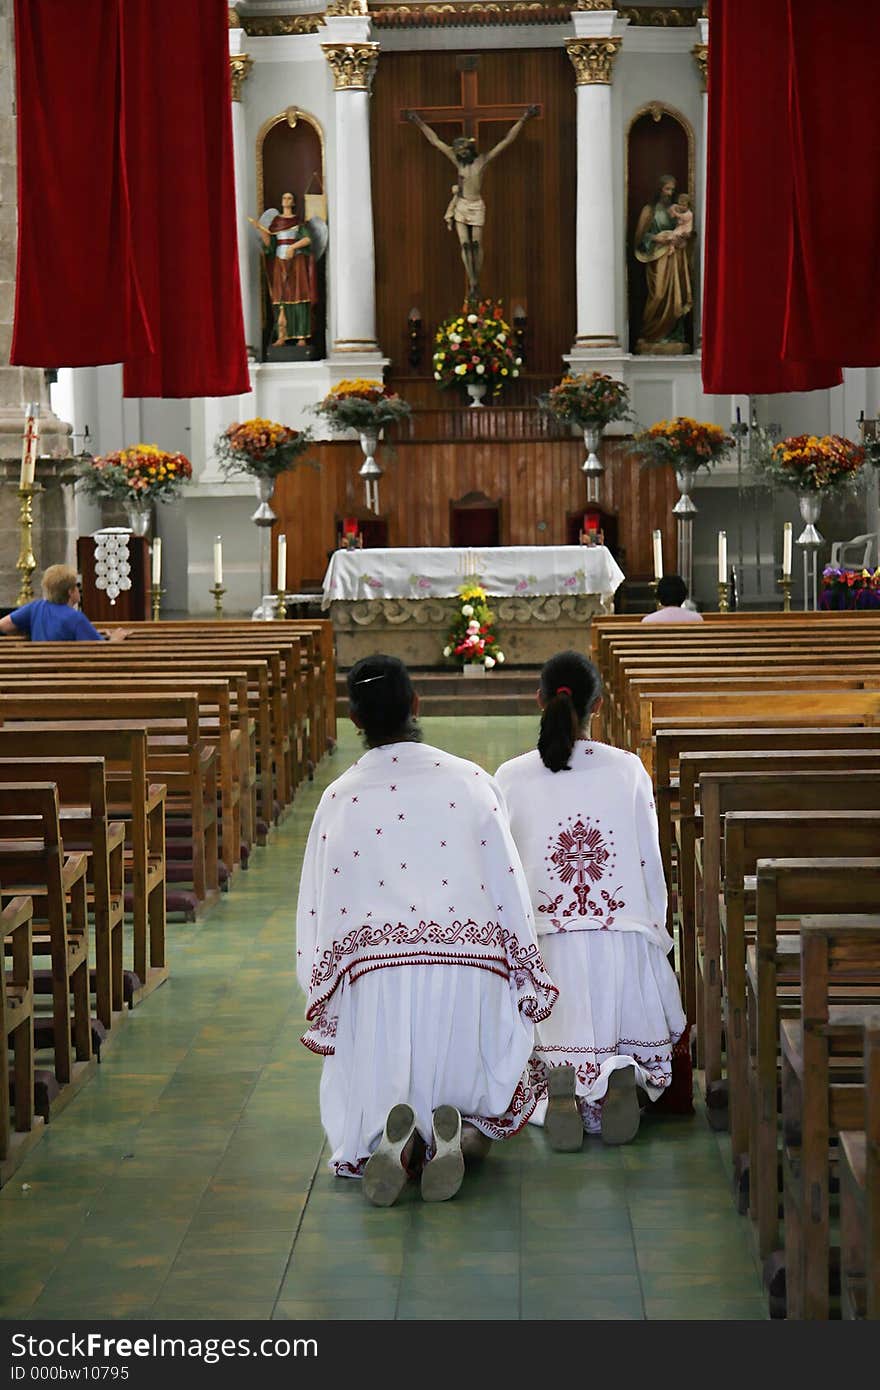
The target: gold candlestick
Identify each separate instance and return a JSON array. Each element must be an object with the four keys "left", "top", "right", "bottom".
[
  {"left": 150, "top": 584, "right": 165, "bottom": 622},
  {"left": 209, "top": 583, "right": 226, "bottom": 617},
  {"left": 649, "top": 578, "right": 660, "bottom": 610},
  {"left": 717, "top": 580, "right": 730, "bottom": 614},
  {"left": 15, "top": 485, "right": 38, "bottom": 606},
  {"left": 778, "top": 574, "right": 792, "bottom": 612},
  {"left": 274, "top": 588, "right": 287, "bottom": 621}
]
